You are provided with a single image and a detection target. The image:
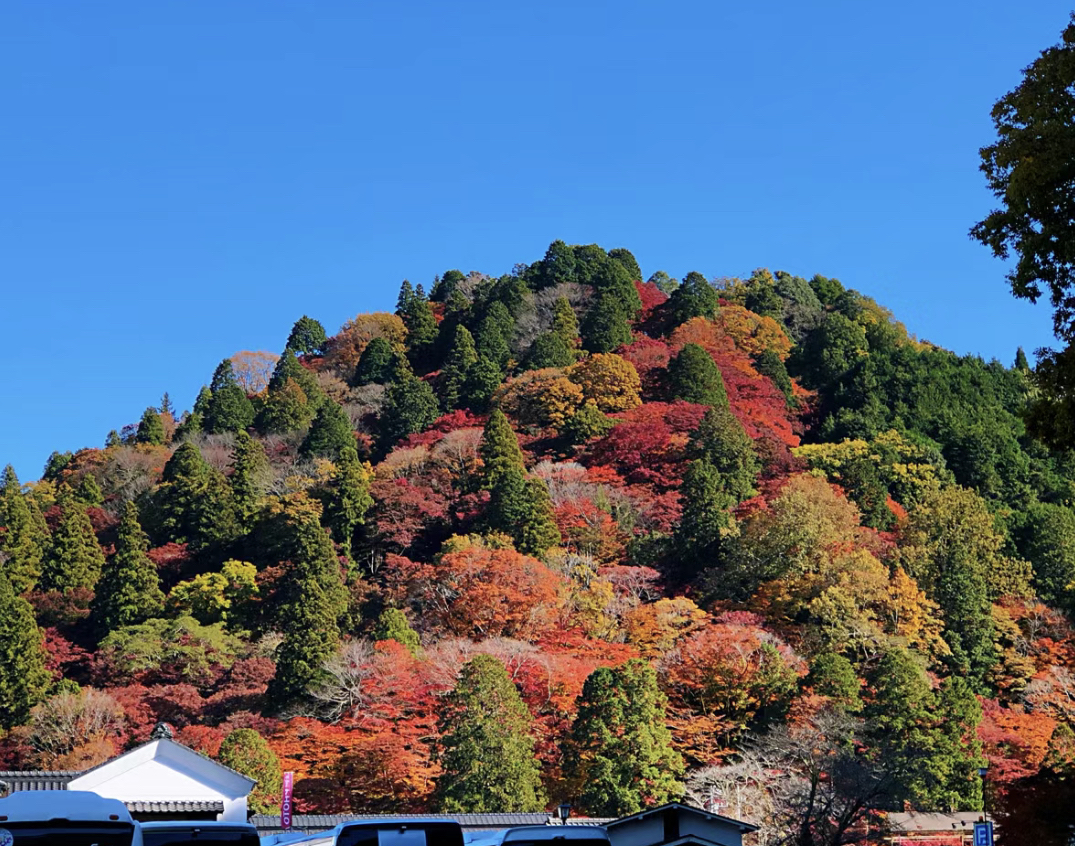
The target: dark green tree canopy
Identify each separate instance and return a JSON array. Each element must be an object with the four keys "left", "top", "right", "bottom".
[
  {"left": 354, "top": 337, "right": 395, "bottom": 386},
  {"left": 0, "top": 465, "right": 45, "bottom": 593},
  {"left": 668, "top": 344, "right": 729, "bottom": 409},
  {"left": 136, "top": 407, "right": 166, "bottom": 445},
  {"left": 0, "top": 570, "right": 50, "bottom": 729},
  {"left": 40, "top": 494, "right": 106, "bottom": 593},
  {"left": 668, "top": 271, "right": 719, "bottom": 325},
  {"left": 286, "top": 316, "right": 328, "bottom": 356},
  {"left": 300, "top": 400, "right": 355, "bottom": 460},
  {"left": 380, "top": 372, "right": 440, "bottom": 447},
  {"left": 373, "top": 607, "right": 421, "bottom": 655},
  {"left": 91, "top": 501, "right": 165, "bottom": 637},
  {"left": 218, "top": 728, "right": 283, "bottom": 814}
]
